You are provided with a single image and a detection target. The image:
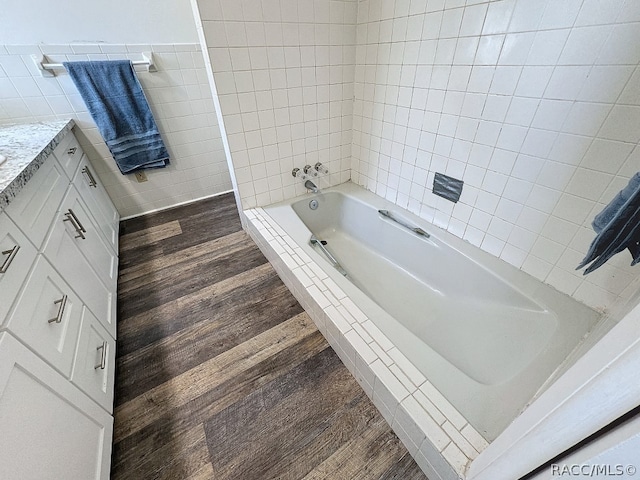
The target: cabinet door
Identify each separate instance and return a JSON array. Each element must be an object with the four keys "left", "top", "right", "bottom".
[
  {"left": 0, "top": 213, "right": 38, "bottom": 324},
  {"left": 0, "top": 332, "right": 113, "bottom": 480},
  {"left": 53, "top": 132, "right": 84, "bottom": 180},
  {"left": 5, "top": 256, "right": 83, "bottom": 377},
  {"left": 73, "top": 156, "right": 119, "bottom": 254},
  {"left": 4, "top": 156, "right": 68, "bottom": 249},
  {"left": 71, "top": 307, "right": 115, "bottom": 413},
  {"left": 43, "top": 187, "right": 117, "bottom": 338}
]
